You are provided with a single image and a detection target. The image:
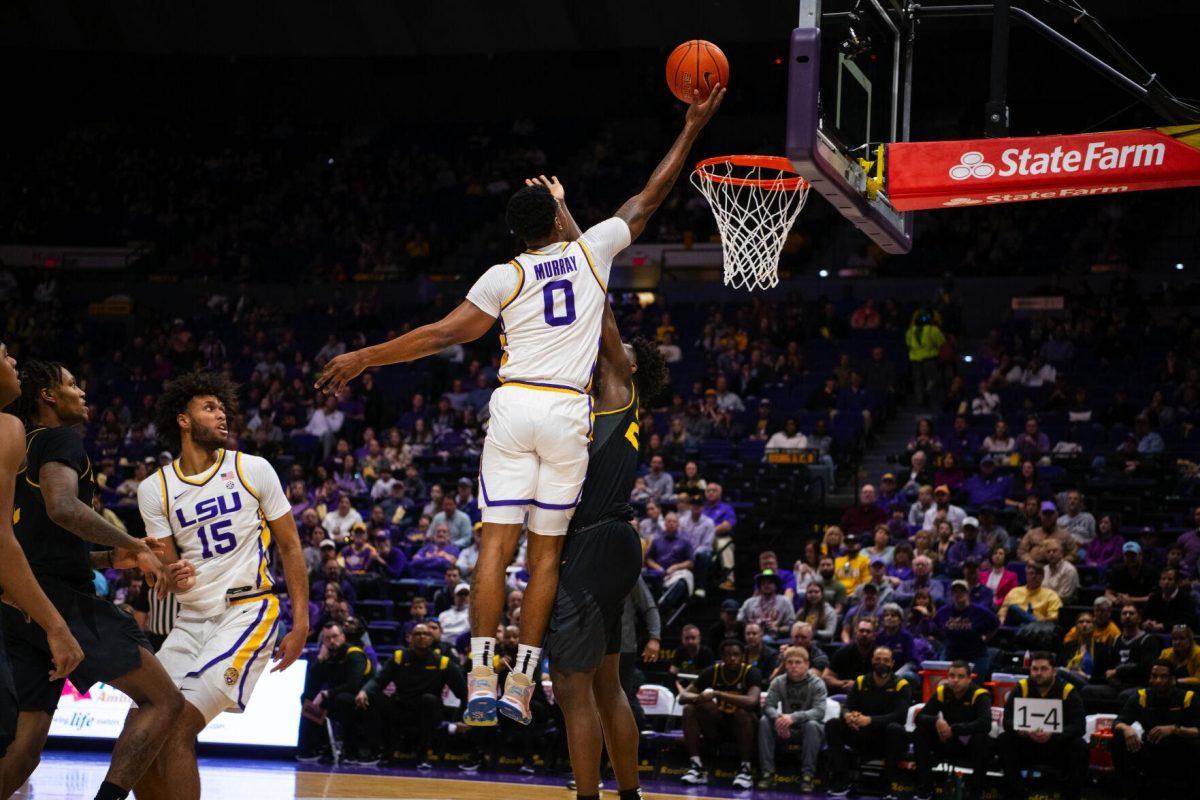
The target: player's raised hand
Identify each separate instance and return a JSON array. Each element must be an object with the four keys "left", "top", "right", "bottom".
[
  {"left": 315, "top": 350, "right": 367, "bottom": 396},
  {"left": 45, "top": 625, "right": 84, "bottom": 681},
  {"left": 169, "top": 559, "right": 197, "bottom": 592},
  {"left": 271, "top": 626, "right": 307, "bottom": 673},
  {"left": 525, "top": 175, "right": 565, "bottom": 202},
  {"left": 685, "top": 83, "right": 725, "bottom": 130}
]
